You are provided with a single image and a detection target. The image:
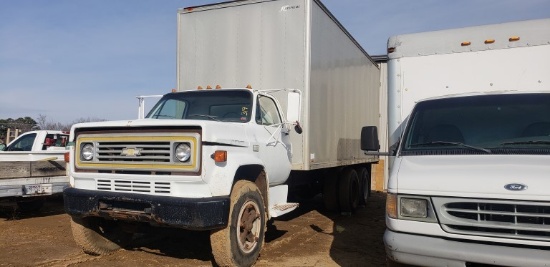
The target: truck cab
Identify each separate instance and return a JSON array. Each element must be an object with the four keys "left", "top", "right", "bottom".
[{"left": 64, "top": 87, "right": 302, "bottom": 266}]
